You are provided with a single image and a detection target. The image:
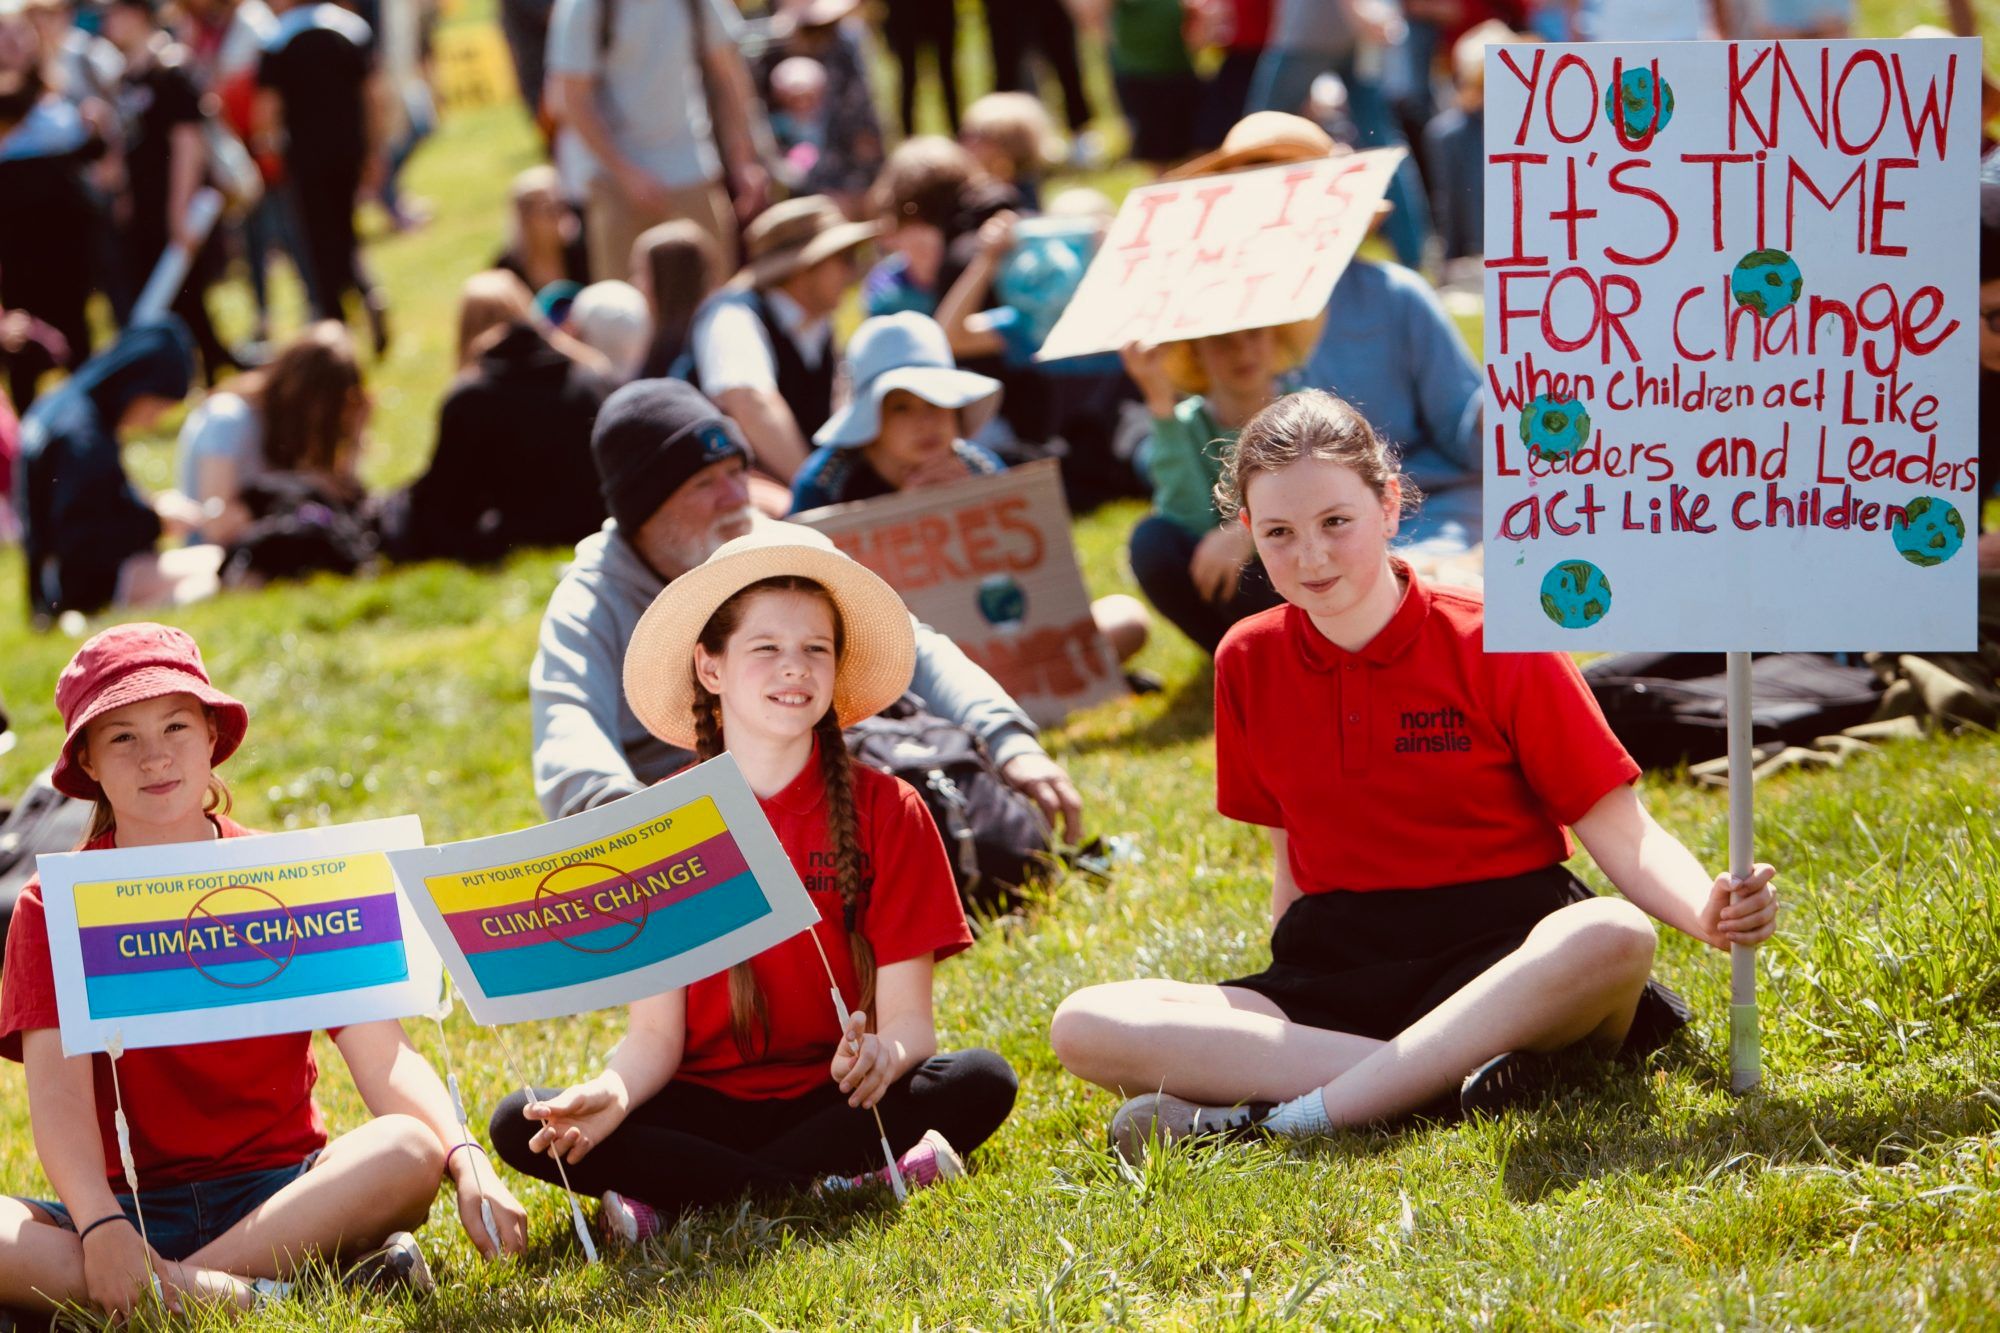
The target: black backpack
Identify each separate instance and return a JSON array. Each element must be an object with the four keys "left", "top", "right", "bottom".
[
  {"left": 0, "top": 770, "right": 92, "bottom": 954},
  {"left": 844, "top": 696, "right": 1079, "bottom": 919},
  {"left": 1582, "top": 652, "right": 1886, "bottom": 772}
]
